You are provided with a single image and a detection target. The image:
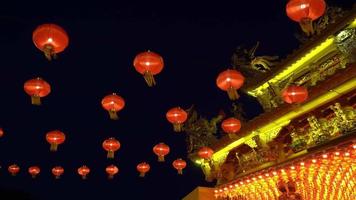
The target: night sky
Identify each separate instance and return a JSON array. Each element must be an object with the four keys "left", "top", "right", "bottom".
[{"left": 0, "top": 1, "right": 353, "bottom": 199}]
